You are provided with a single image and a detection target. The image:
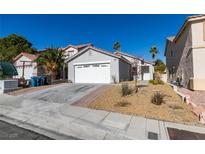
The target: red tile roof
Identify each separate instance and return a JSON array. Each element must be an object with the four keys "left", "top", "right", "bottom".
[{"left": 13, "top": 52, "right": 38, "bottom": 62}]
